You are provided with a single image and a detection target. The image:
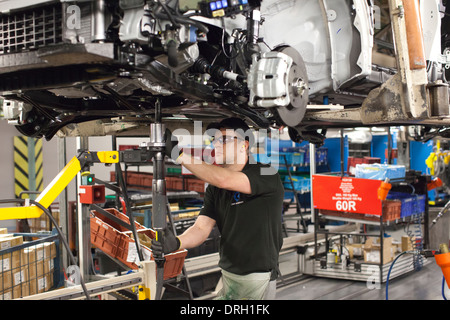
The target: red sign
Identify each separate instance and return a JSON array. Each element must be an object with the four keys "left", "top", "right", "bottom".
[{"left": 312, "top": 175, "right": 383, "bottom": 216}]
